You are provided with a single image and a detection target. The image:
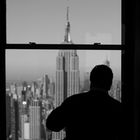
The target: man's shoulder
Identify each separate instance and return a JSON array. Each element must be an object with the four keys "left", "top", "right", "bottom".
[
  {"left": 106, "top": 95, "right": 122, "bottom": 111},
  {"left": 63, "top": 91, "right": 90, "bottom": 104},
  {"left": 107, "top": 95, "right": 121, "bottom": 105}
]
